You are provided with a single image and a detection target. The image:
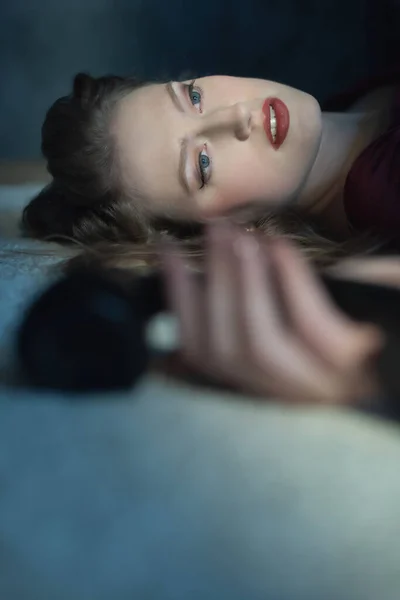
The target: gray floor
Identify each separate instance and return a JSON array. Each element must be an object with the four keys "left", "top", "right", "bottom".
[{"left": 0, "top": 0, "right": 395, "bottom": 159}]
